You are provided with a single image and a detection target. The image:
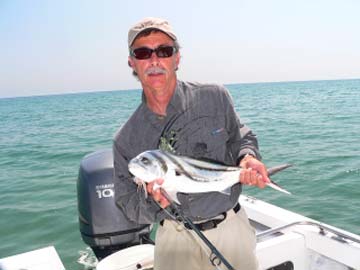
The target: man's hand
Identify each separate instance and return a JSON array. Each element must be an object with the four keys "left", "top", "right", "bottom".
[
  {"left": 146, "top": 178, "right": 170, "bottom": 208},
  {"left": 239, "top": 155, "right": 270, "bottom": 188}
]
